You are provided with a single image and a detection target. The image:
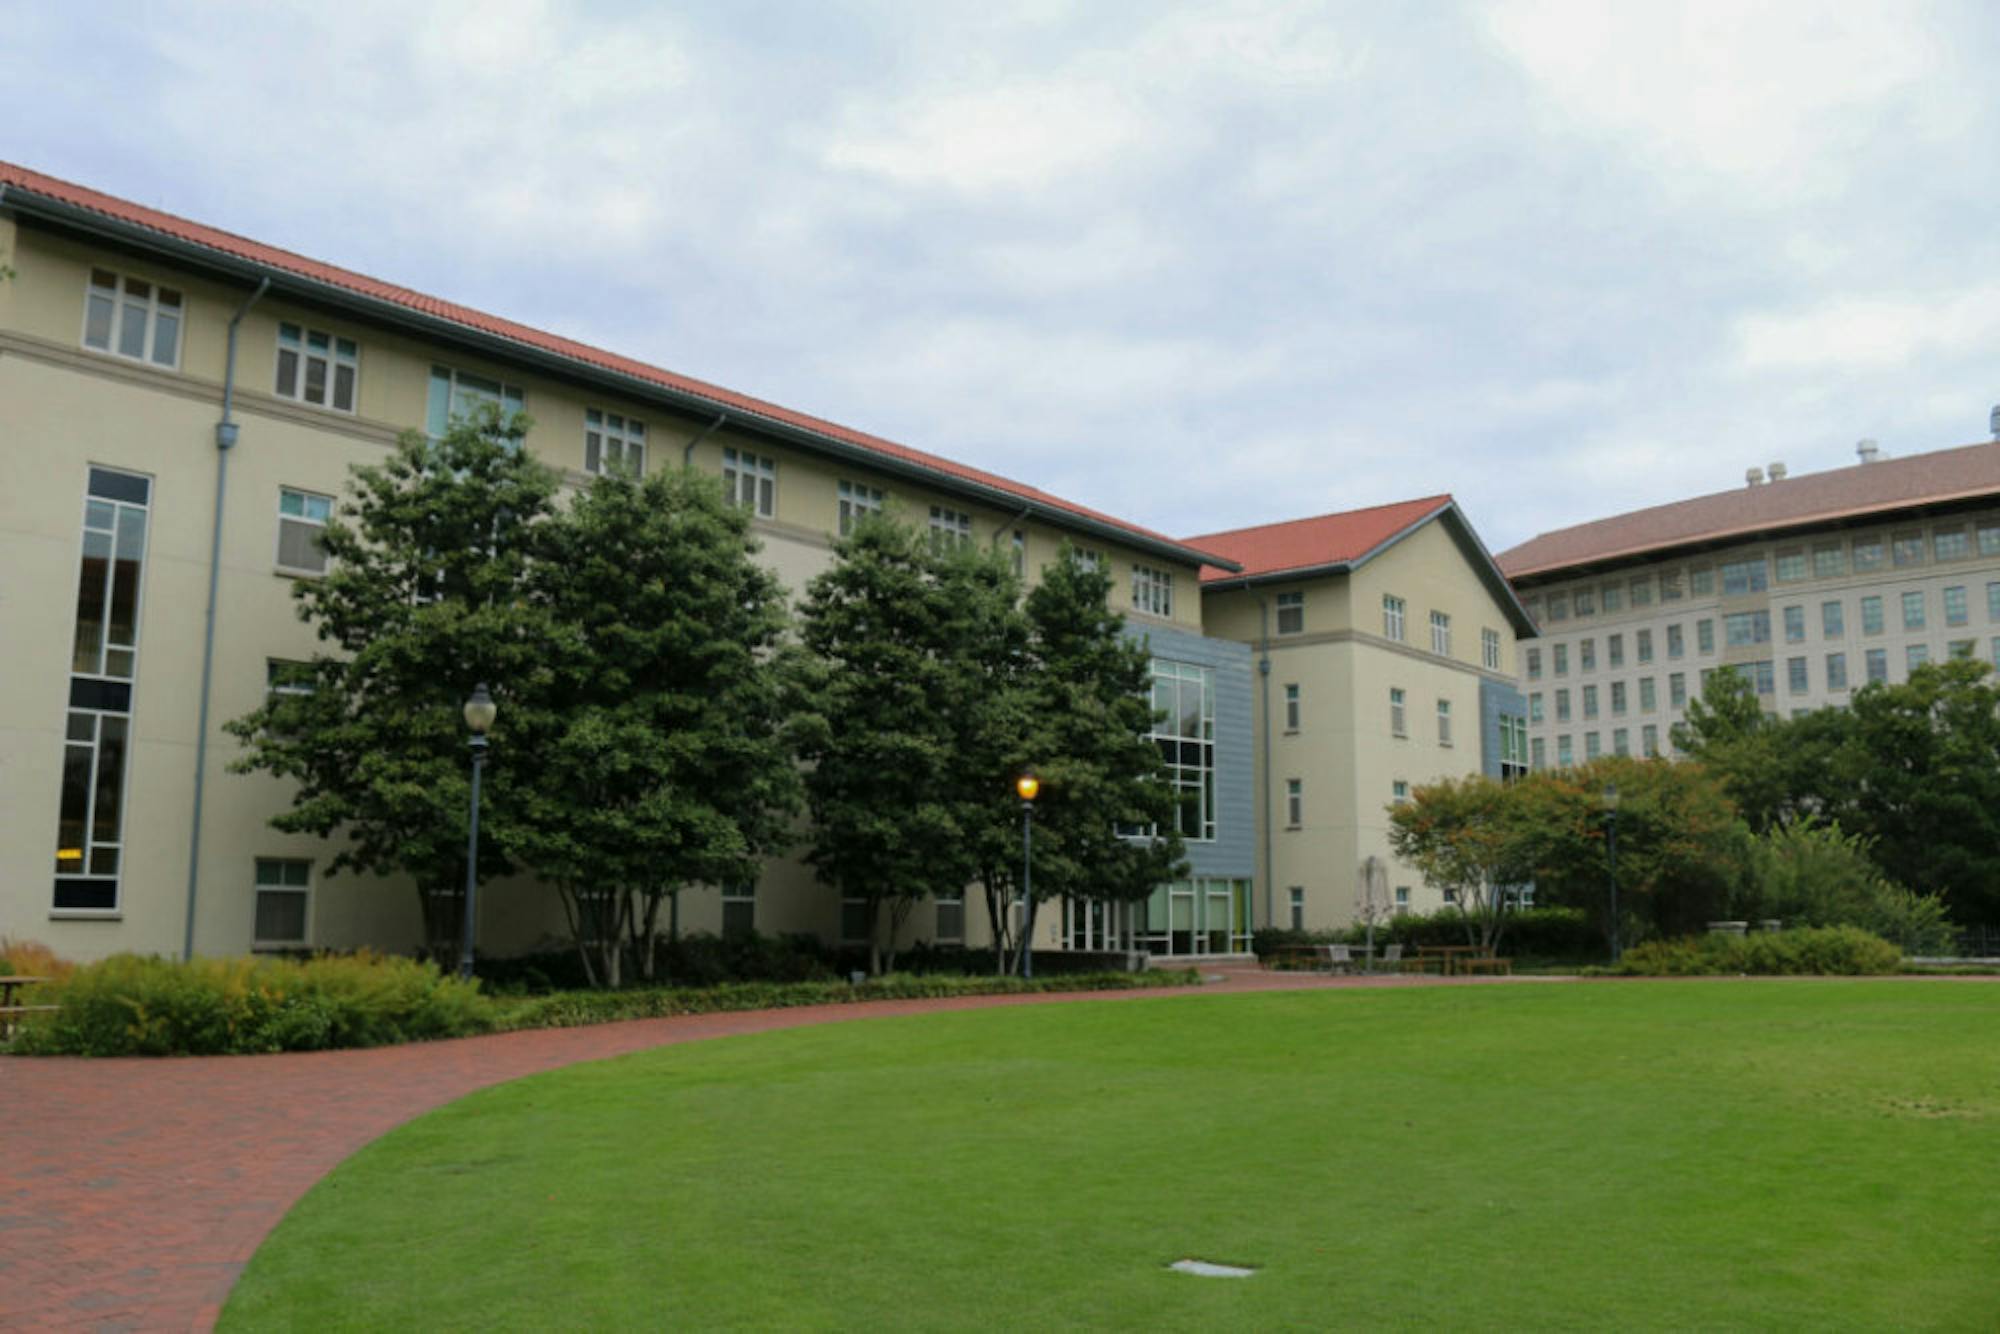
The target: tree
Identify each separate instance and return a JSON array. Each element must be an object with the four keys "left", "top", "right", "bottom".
[
  {"left": 1737, "top": 820, "right": 1954, "bottom": 952},
  {"left": 1387, "top": 775, "right": 1535, "bottom": 952},
  {"left": 513, "top": 465, "right": 799, "bottom": 987},
  {"left": 227, "top": 409, "right": 561, "bottom": 960},
  {"left": 1673, "top": 669, "right": 1846, "bottom": 832}
]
